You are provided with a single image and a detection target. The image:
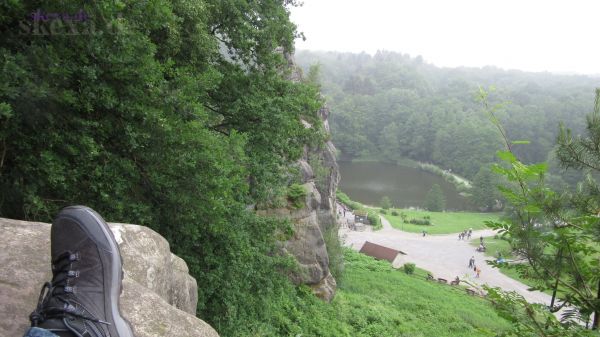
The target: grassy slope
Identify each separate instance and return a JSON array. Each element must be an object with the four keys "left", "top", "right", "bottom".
[
  {"left": 283, "top": 250, "right": 511, "bottom": 337},
  {"left": 383, "top": 208, "right": 500, "bottom": 234}
]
